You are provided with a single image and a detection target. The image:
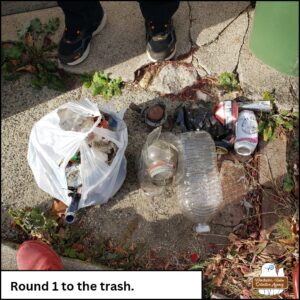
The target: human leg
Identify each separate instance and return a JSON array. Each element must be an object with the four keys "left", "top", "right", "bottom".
[
  {"left": 57, "top": 1, "right": 106, "bottom": 65},
  {"left": 139, "top": 1, "right": 180, "bottom": 61}
]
